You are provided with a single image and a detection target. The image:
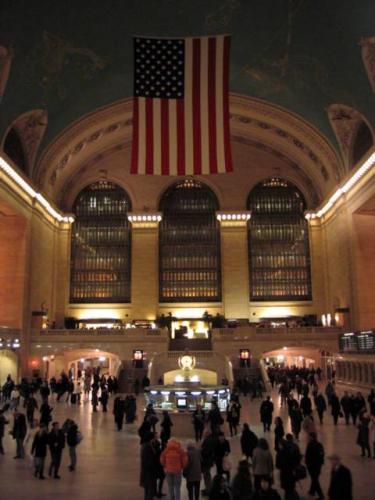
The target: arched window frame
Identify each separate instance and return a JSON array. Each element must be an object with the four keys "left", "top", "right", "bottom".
[
  {"left": 247, "top": 178, "right": 312, "bottom": 302},
  {"left": 159, "top": 179, "right": 222, "bottom": 303},
  {"left": 70, "top": 181, "right": 132, "bottom": 304}
]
